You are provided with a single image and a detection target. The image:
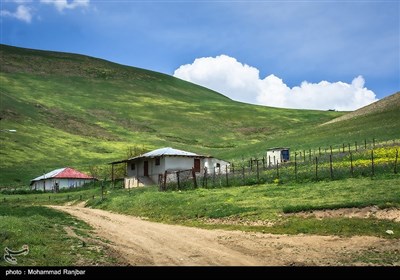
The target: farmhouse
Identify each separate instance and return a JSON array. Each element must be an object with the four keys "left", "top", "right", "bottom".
[
  {"left": 112, "top": 147, "right": 229, "bottom": 188},
  {"left": 30, "top": 167, "right": 95, "bottom": 191},
  {"left": 266, "top": 147, "right": 290, "bottom": 166}
]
